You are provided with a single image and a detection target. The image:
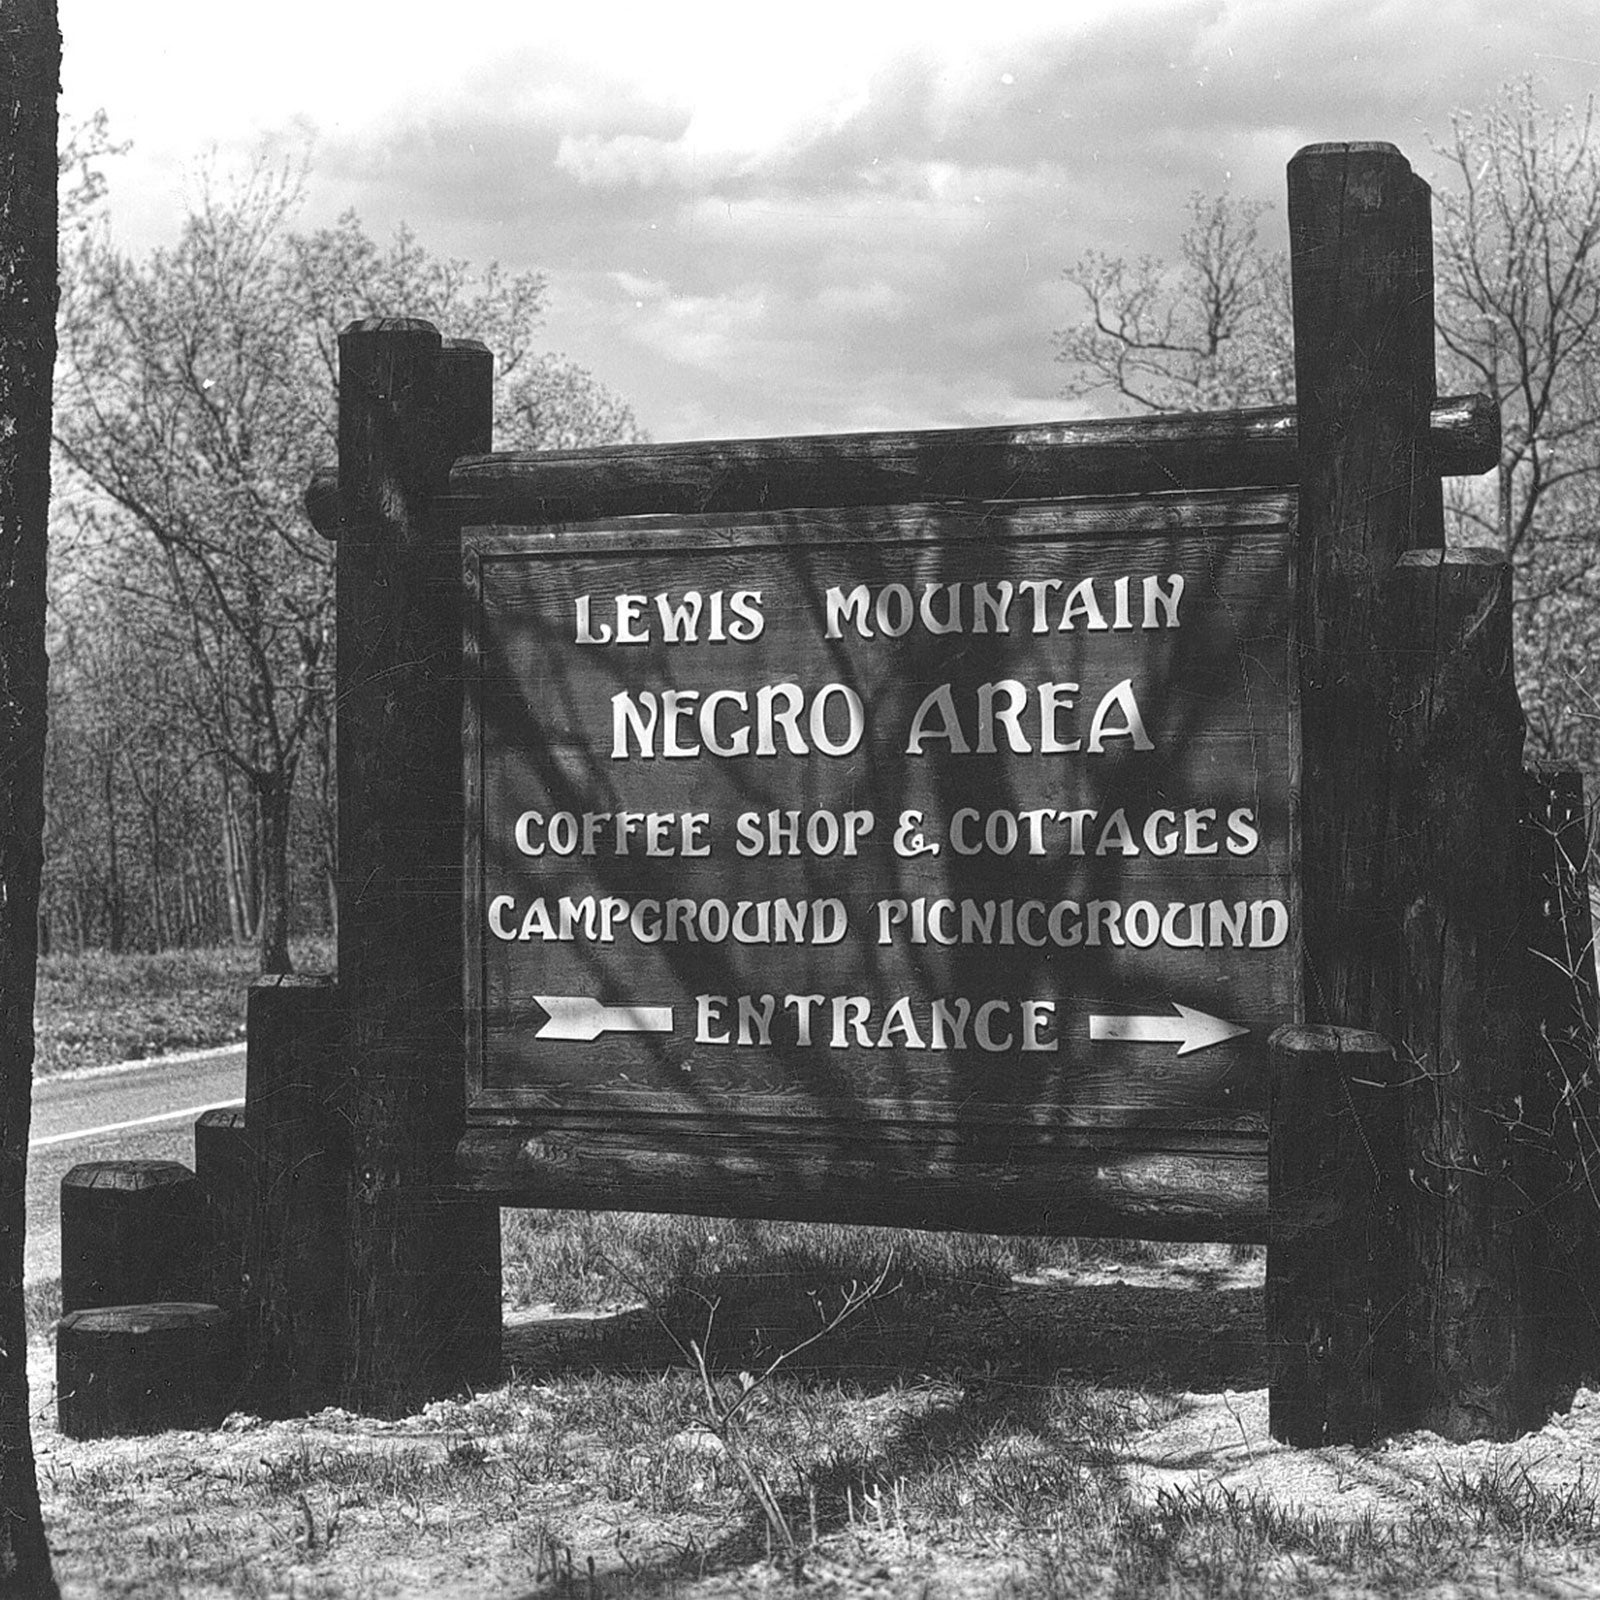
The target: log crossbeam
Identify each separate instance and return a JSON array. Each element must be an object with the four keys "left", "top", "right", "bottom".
[{"left": 302, "top": 394, "right": 1497, "bottom": 540}]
